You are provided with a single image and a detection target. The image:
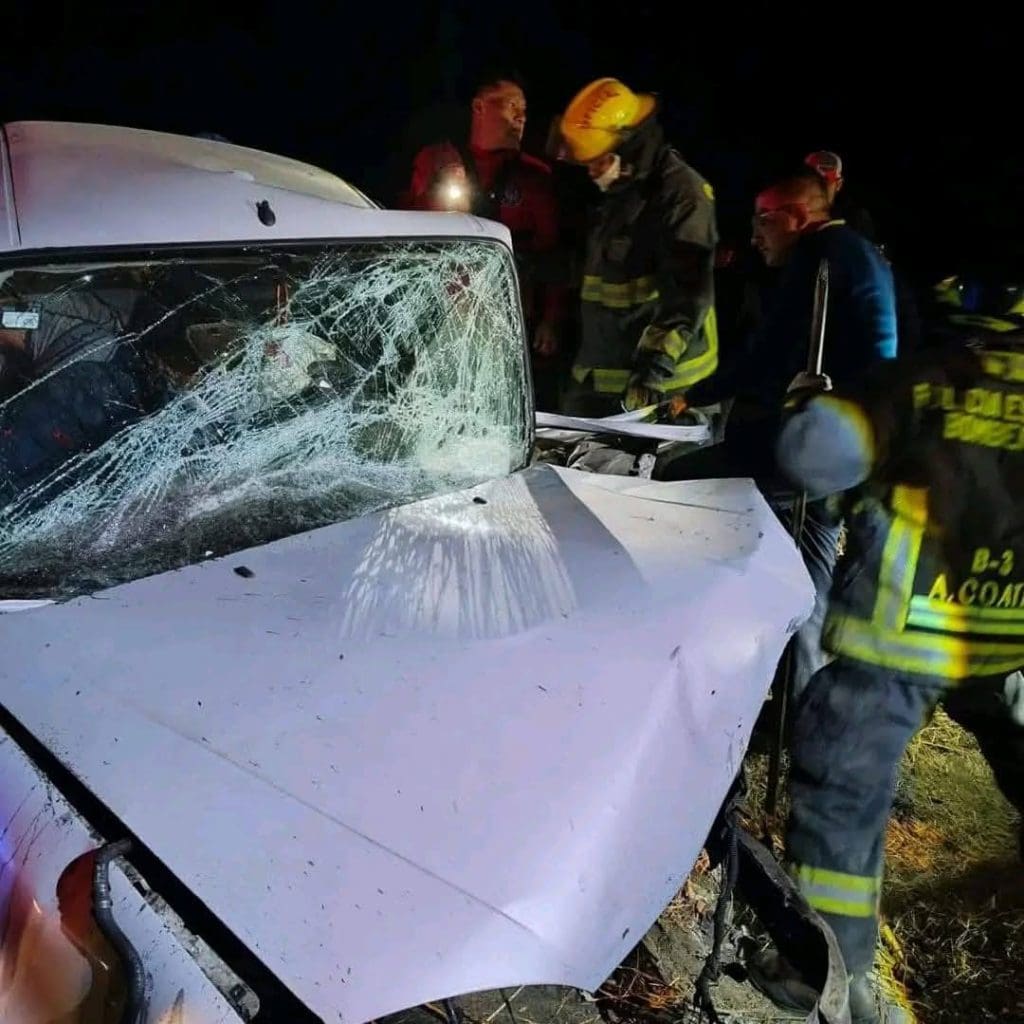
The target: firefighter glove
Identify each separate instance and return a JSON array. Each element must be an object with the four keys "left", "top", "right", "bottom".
[
  {"left": 622, "top": 382, "right": 661, "bottom": 412},
  {"left": 623, "top": 348, "right": 675, "bottom": 411}
]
